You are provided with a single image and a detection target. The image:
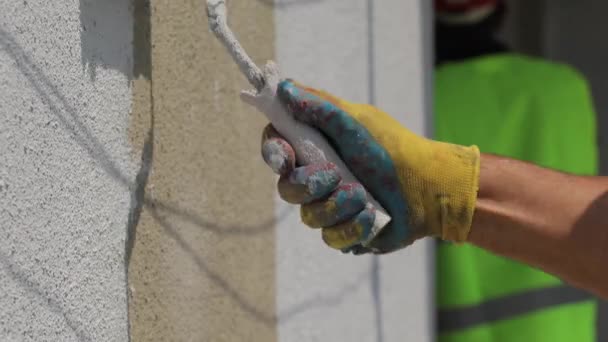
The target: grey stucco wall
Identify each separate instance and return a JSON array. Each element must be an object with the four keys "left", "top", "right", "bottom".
[{"left": 0, "top": 0, "right": 134, "bottom": 340}]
